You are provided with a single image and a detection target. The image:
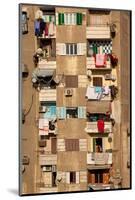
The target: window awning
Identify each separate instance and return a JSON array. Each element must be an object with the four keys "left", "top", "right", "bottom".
[{"left": 86, "top": 101, "right": 111, "bottom": 113}]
